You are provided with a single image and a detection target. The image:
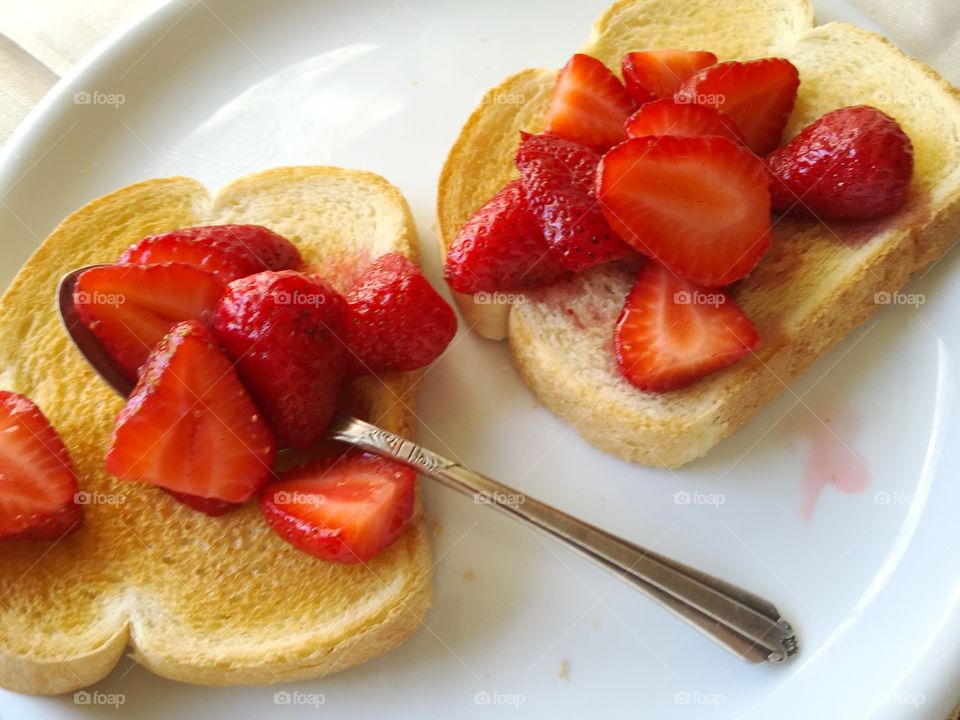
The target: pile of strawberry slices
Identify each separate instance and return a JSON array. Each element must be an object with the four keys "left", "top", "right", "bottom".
[
  {"left": 445, "top": 50, "right": 914, "bottom": 392},
  {"left": 0, "top": 225, "right": 456, "bottom": 564}
]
